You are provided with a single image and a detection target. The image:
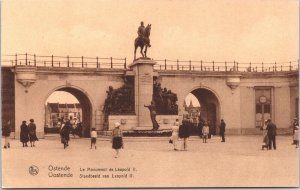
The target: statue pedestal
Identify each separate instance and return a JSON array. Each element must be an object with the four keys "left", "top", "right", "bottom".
[{"left": 129, "top": 58, "right": 156, "bottom": 129}]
